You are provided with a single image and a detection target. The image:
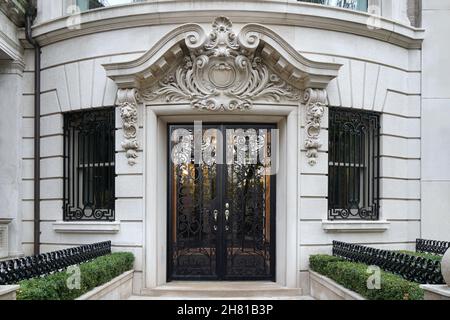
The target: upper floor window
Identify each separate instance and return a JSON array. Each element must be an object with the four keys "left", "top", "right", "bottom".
[
  {"left": 63, "top": 108, "right": 116, "bottom": 221},
  {"left": 76, "top": 0, "right": 137, "bottom": 12},
  {"left": 75, "top": 0, "right": 369, "bottom": 13},
  {"left": 328, "top": 107, "right": 380, "bottom": 220},
  {"left": 76, "top": 0, "right": 108, "bottom": 11},
  {"left": 299, "top": 0, "right": 368, "bottom": 12}
]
